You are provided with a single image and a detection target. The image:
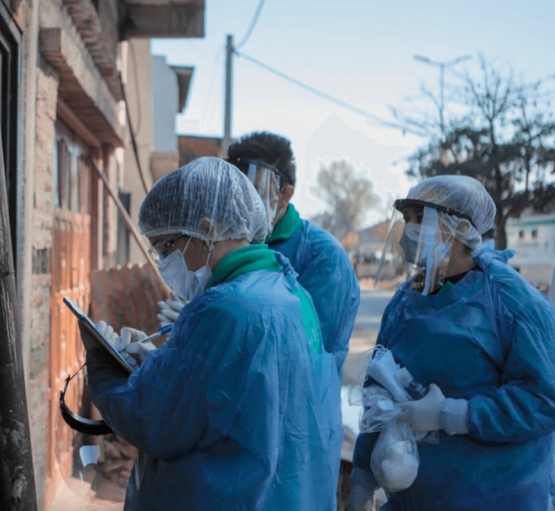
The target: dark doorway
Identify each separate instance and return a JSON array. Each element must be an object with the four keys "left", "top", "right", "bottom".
[{"left": 0, "top": 2, "right": 20, "bottom": 263}]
